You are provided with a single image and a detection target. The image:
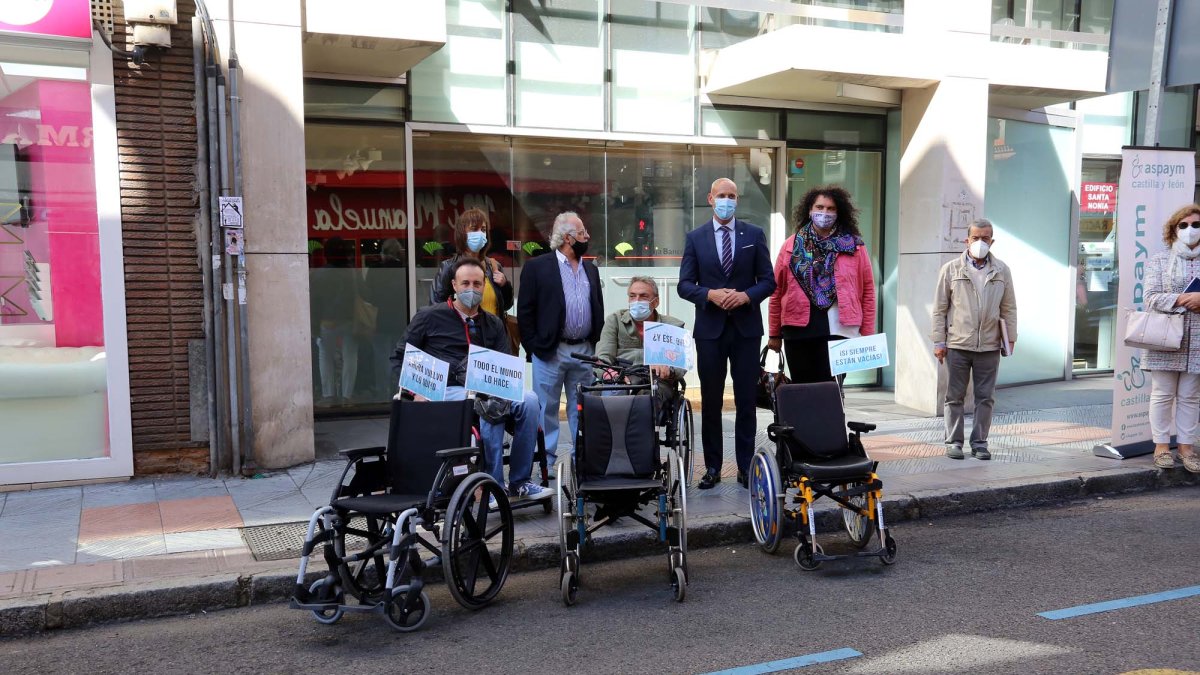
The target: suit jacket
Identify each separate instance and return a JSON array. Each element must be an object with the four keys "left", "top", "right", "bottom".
[
  {"left": 677, "top": 218, "right": 775, "bottom": 340},
  {"left": 517, "top": 250, "right": 604, "bottom": 360}
]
